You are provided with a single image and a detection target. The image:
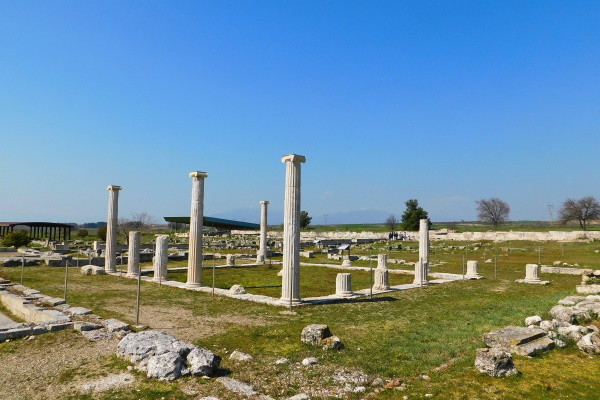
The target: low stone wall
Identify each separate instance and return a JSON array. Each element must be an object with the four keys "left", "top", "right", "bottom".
[
  {"left": 234, "top": 229, "right": 600, "bottom": 243},
  {"left": 541, "top": 266, "right": 592, "bottom": 275},
  {"left": 0, "top": 290, "right": 68, "bottom": 323}
]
